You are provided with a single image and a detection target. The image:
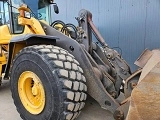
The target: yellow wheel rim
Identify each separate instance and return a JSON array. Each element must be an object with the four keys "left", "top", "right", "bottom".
[{"left": 18, "top": 71, "right": 45, "bottom": 115}]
